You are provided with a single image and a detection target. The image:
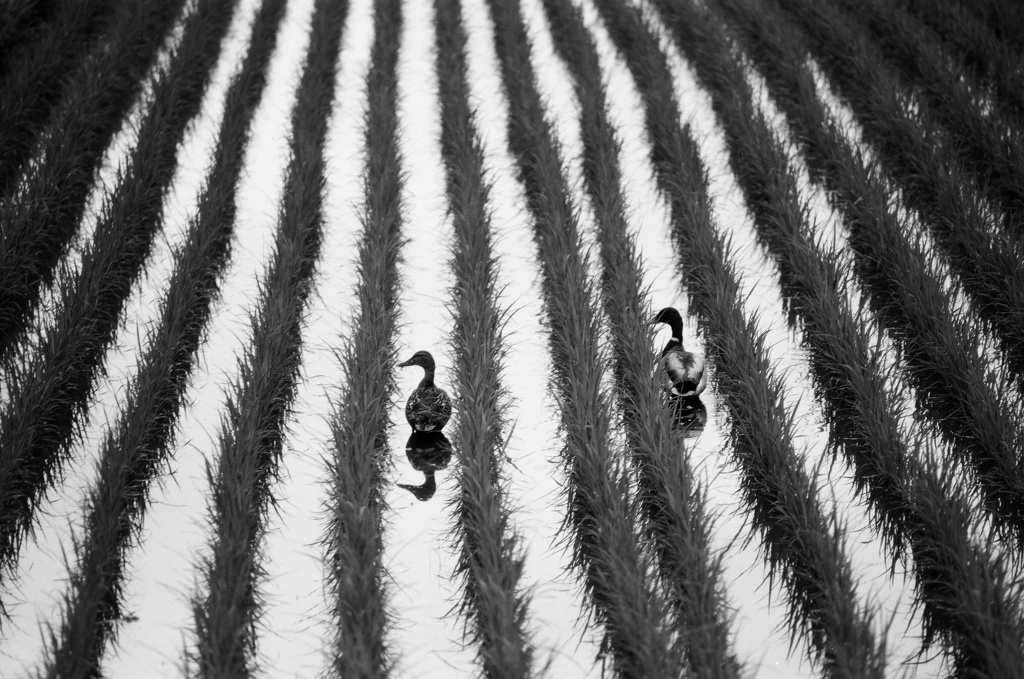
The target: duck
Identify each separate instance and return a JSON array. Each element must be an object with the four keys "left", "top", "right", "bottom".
[
  {"left": 649, "top": 307, "right": 706, "bottom": 398},
  {"left": 398, "top": 350, "right": 452, "bottom": 432}
]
